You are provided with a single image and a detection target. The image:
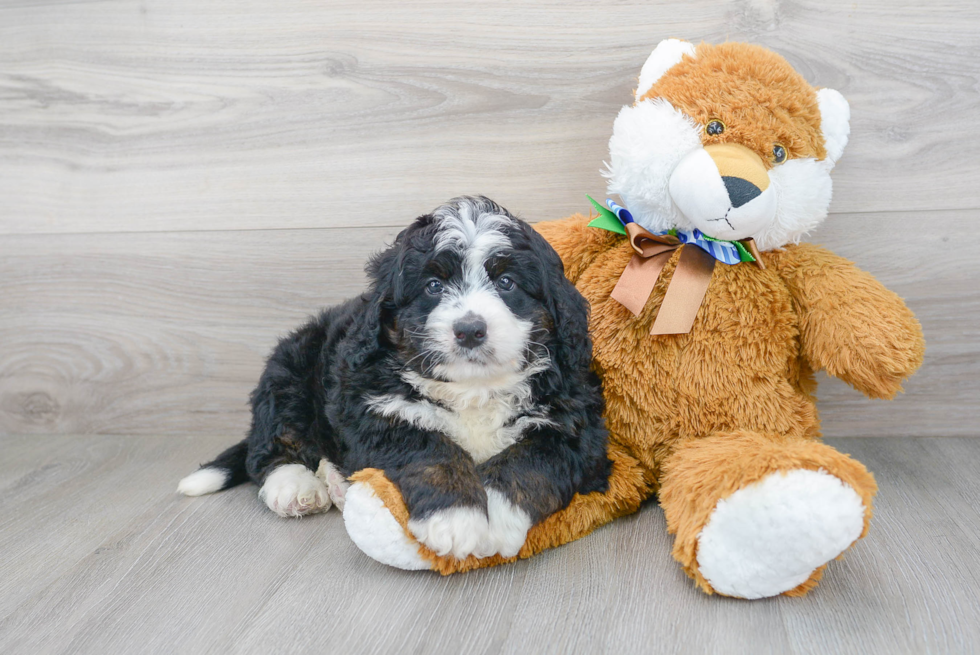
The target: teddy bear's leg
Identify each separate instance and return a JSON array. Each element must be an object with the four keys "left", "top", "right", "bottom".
[
  {"left": 342, "top": 469, "right": 431, "bottom": 571},
  {"left": 343, "top": 442, "right": 653, "bottom": 574},
  {"left": 659, "top": 431, "right": 877, "bottom": 599}
]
